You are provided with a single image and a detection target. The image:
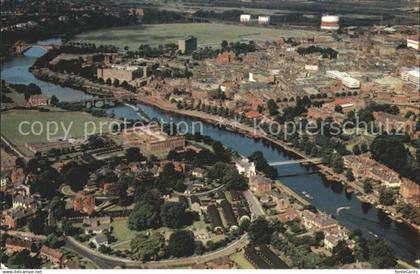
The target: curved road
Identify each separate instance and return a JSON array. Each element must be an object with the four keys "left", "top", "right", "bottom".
[{"left": 66, "top": 234, "right": 248, "bottom": 269}]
